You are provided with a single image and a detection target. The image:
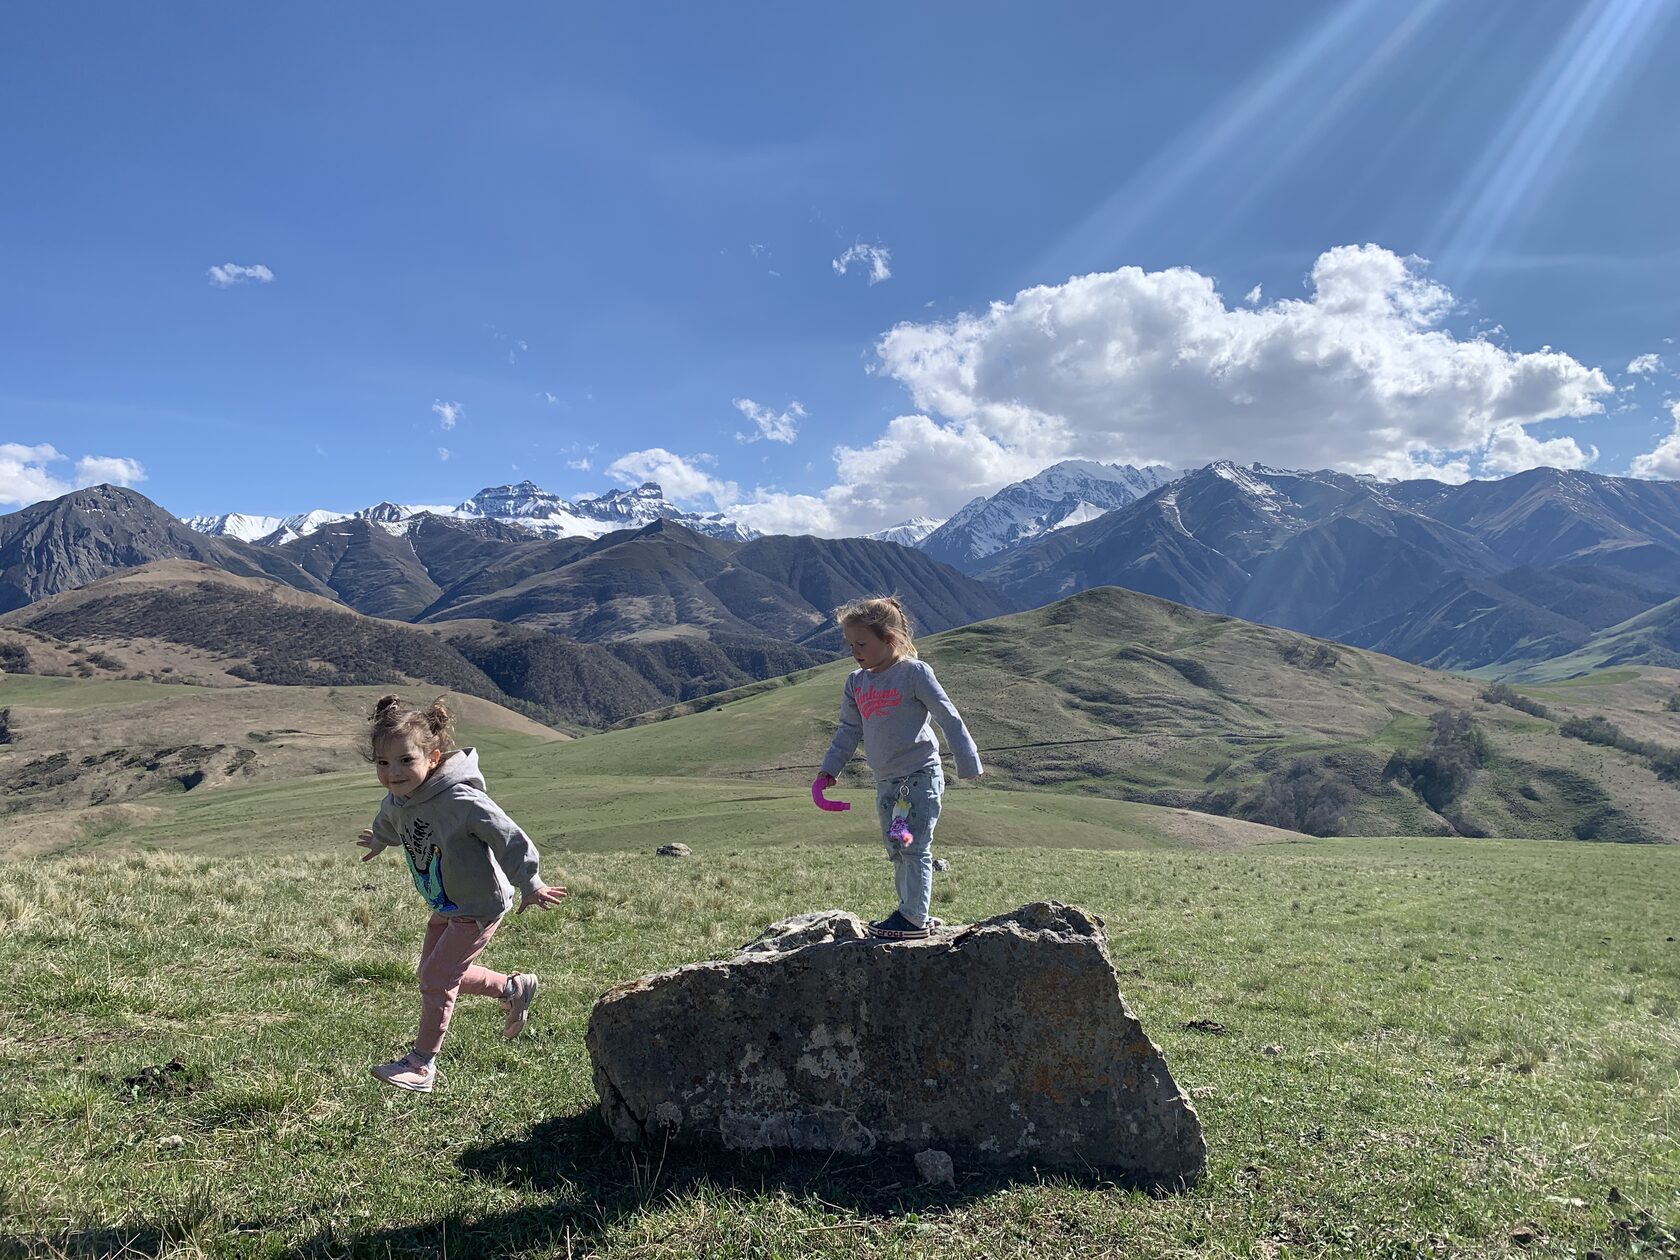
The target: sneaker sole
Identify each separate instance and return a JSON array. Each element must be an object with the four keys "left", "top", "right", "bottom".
[
  {"left": 372, "top": 1067, "right": 436, "bottom": 1094},
  {"left": 867, "top": 925, "right": 930, "bottom": 940}
]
